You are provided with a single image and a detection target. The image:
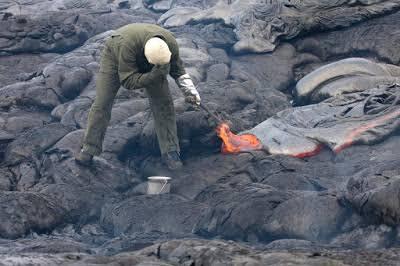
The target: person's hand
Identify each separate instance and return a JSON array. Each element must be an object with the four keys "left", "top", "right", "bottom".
[
  {"left": 141, "top": 64, "right": 170, "bottom": 87},
  {"left": 184, "top": 89, "right": 201, "bottom": 105},
  {"left": 136, "top": 64, "right": 170, "bottom": 88},
  {"left": 152, "top": 64, "right": 170, "bottom": 77},
  {"left": 176, "top": 73, "right": 201, "bottom": 106}
]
